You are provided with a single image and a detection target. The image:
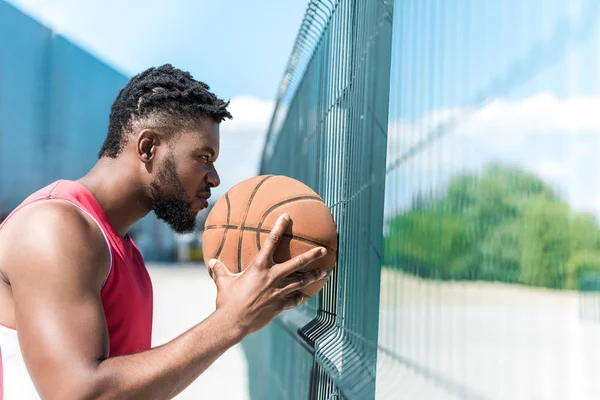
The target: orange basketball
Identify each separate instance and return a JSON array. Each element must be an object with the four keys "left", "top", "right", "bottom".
[{"left": 202, "top": 175, "right": 338, "bottom": 297}]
